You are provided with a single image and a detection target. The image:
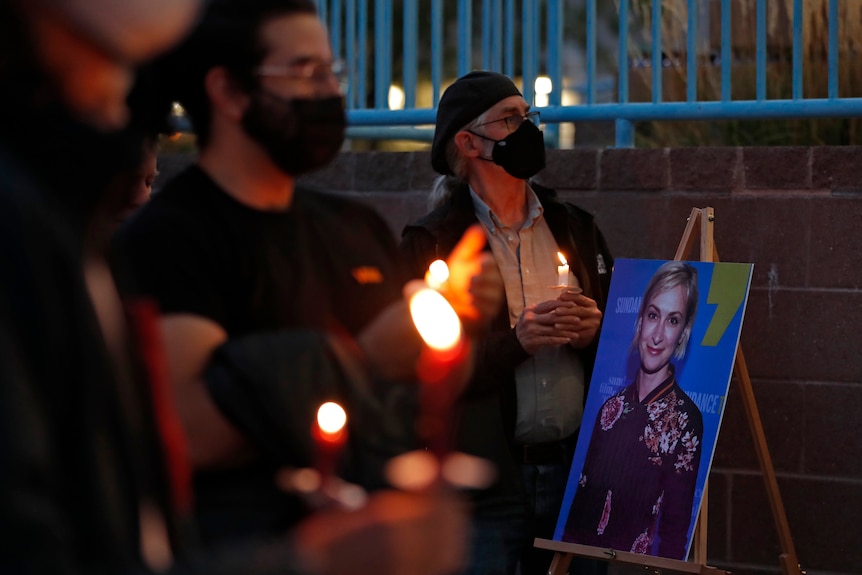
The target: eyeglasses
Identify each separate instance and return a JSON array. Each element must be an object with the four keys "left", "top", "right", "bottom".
[
  {"left": 475, "top": 111, "right": 540, "bottom": 133},
  {"left": 256, "top": 58, "right": 348, "bottom": 92}
]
